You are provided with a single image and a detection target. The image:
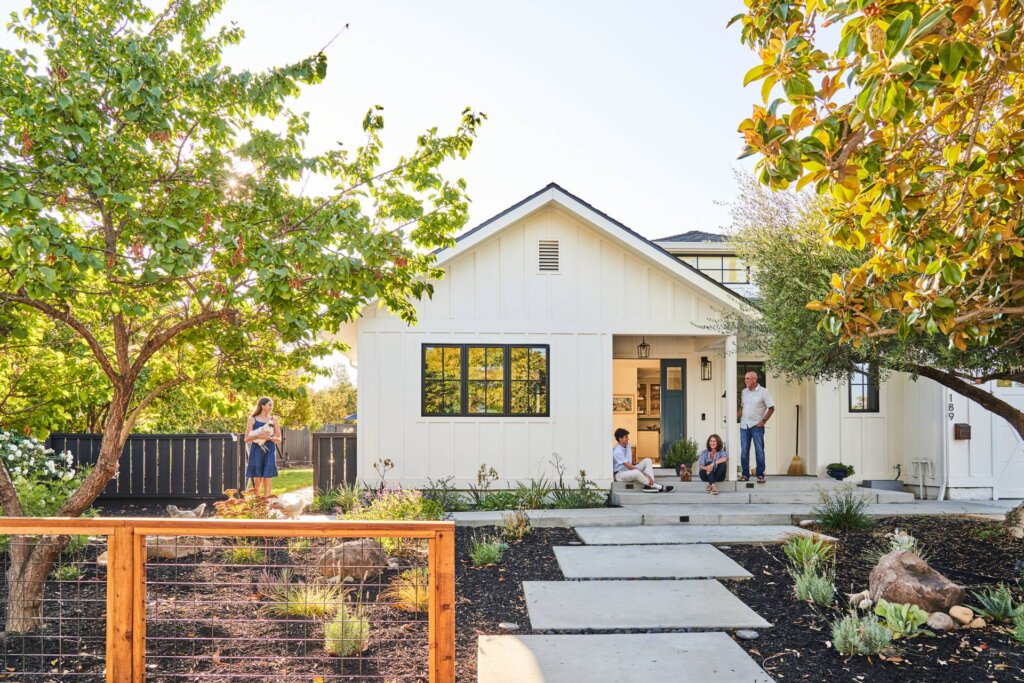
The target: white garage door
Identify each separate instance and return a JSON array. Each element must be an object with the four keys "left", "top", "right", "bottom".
[{"left": 992, "top": 382, "right": 1024, "bottom": 498}]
